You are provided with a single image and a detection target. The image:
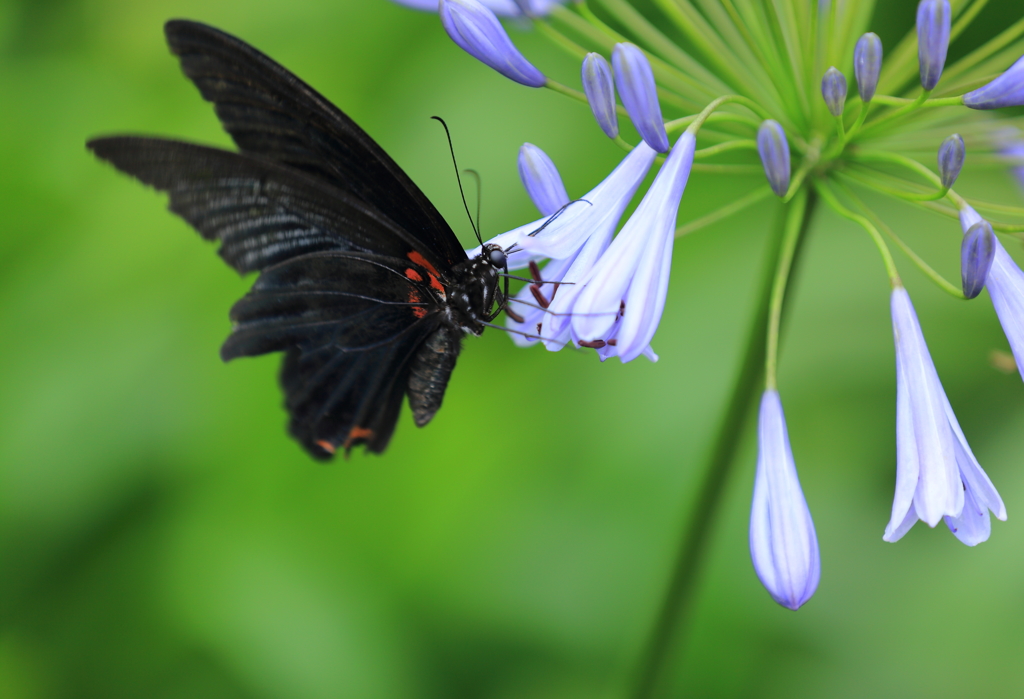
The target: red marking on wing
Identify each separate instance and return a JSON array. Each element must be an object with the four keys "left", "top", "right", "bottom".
[
  {"left": 316, "top": 440, "right": 336, "bottom": 455},
  {"left": 407, "top": 251, "right": 441, "bottom": 278},
  {"left": 405, "top": 268, "right": 423, "bottom": 282},
  {"left": 343, "top": 426, "right": 375, "bottom": 450},
  {"left": 407, "top": 290, "right": 428, "bottom": 318},
  {"left": 428, "top": 274, "right": 446, "bottom": 297}
]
